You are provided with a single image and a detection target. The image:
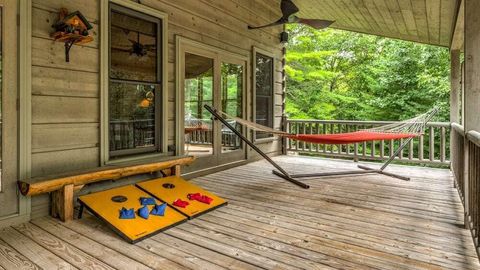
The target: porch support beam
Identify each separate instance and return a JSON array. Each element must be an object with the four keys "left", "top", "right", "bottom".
[
  {"left": 464, "top": 0, "right": 480, "bottom": 133},
  {"left": 463, "top": 0, "right": 480, "bottom": 231},
  {"left": 450, "top": 50, "right": 461, "bottom": 124}
]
